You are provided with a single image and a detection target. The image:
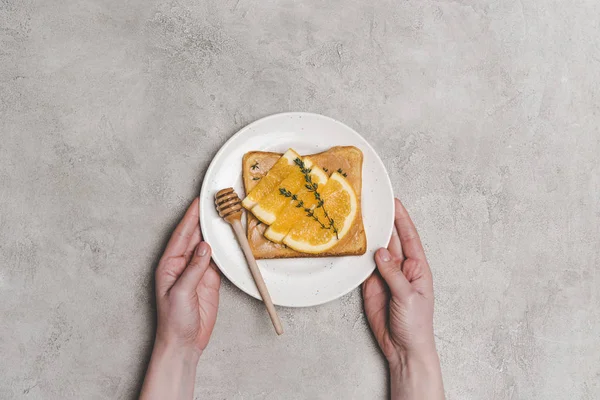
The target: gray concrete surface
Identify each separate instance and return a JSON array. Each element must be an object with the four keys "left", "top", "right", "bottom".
[{"left": 1, "top": 0, "right": 599, "bottom": 399}]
